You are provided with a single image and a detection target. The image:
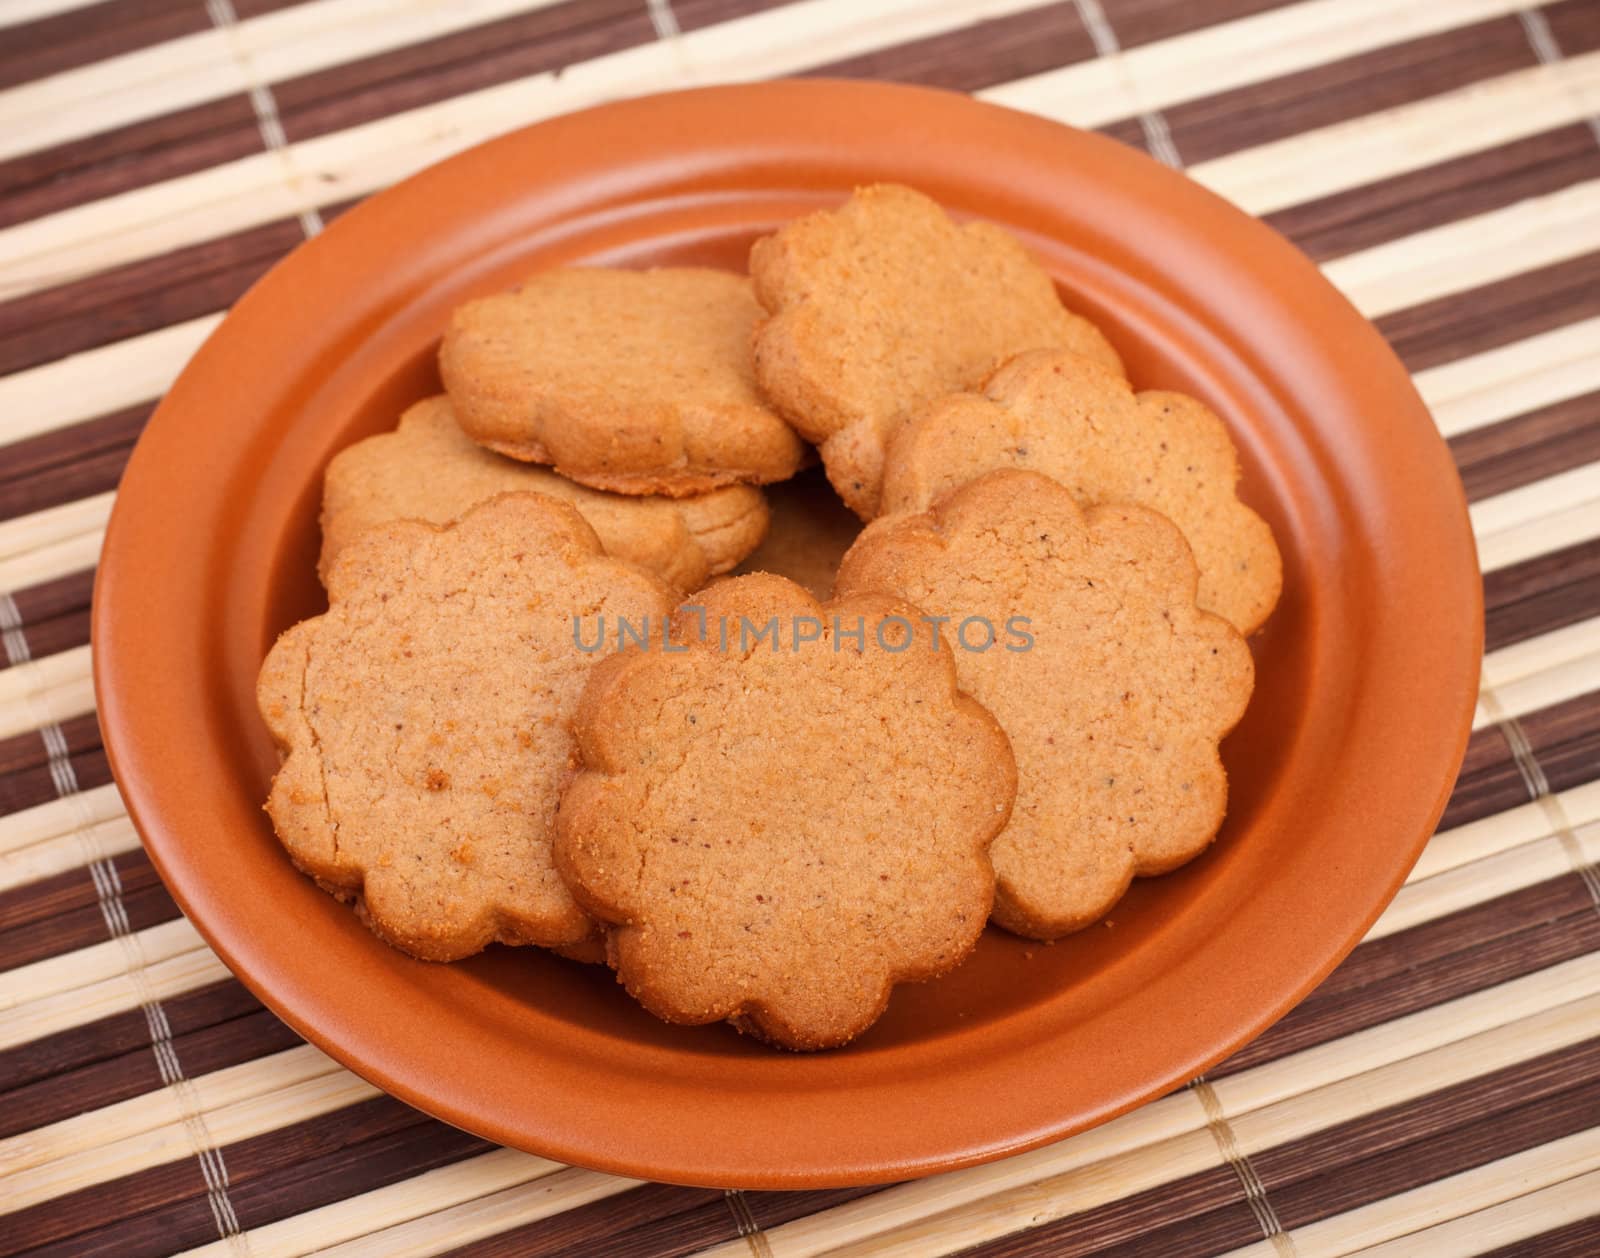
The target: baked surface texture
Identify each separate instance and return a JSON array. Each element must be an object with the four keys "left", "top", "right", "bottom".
[
  {"left": 439, "top": 267, "right": 807, "bottom": 495},
  {"left": 836, "top": 469, "right": 1254, "bottom": 940},
  {"left": 750, "top": 183, "right": 1123, "bottom": 519},
  {"left": 554, "top": 572, "right": 1017, "bottom": 1049},
  {"left": 881, "top": 348, "right": 1281, "bottom": 633},
  {"left": 258, "top": 492, "right": 676, "bottom": 960},
  {"left": 319, "top": 395, "right": 769, "bottom": 589}
]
